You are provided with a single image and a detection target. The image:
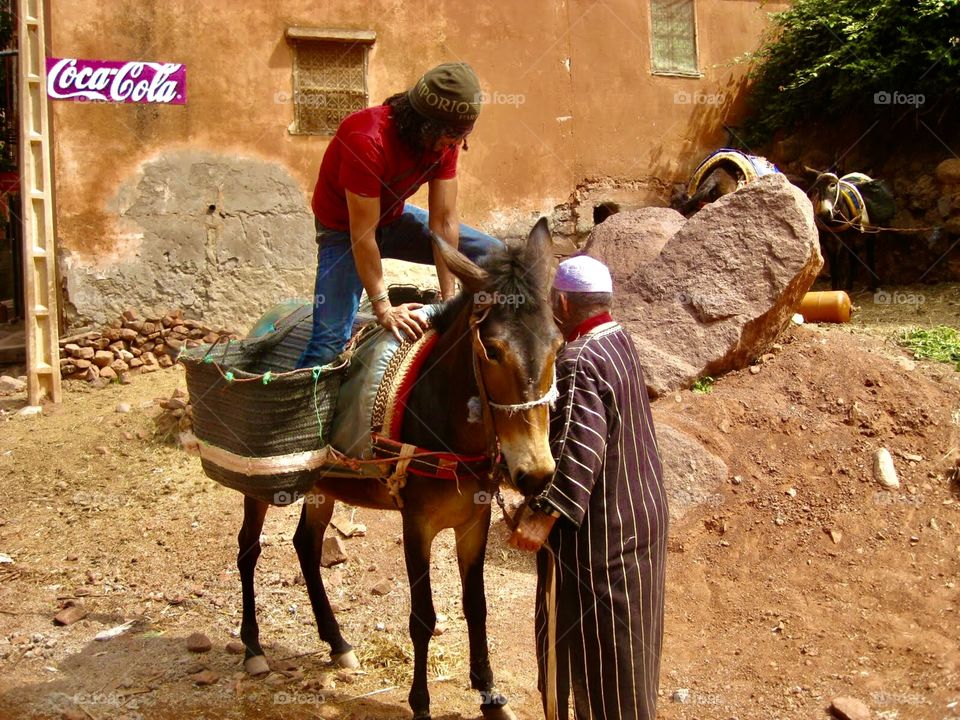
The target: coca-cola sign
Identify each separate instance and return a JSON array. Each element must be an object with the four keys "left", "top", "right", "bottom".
[{"left": 46, "top": 58, "right": 186, "bottom": 104}]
